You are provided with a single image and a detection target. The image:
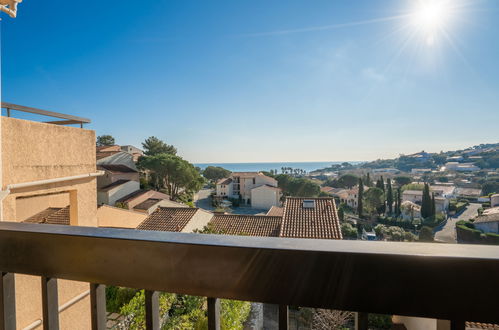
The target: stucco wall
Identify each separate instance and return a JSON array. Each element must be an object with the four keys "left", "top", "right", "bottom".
[
  {"left": 97, "top": 205, "right": 147, "bottom": 228},
  {"left": 251, "top": 186, "right": 280, "bottom": 210},
  {"left": 1, "top": 117, "right": 97, "bottom": 226},
  {"left": 98, "top": 180, "right": 140, "bottom": 206},
  {"left": 15, "top": 192, "right": 69, "bottom": 221},
  {"left": 97, "top": 171, "right": 139, "bottom": 188}
]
